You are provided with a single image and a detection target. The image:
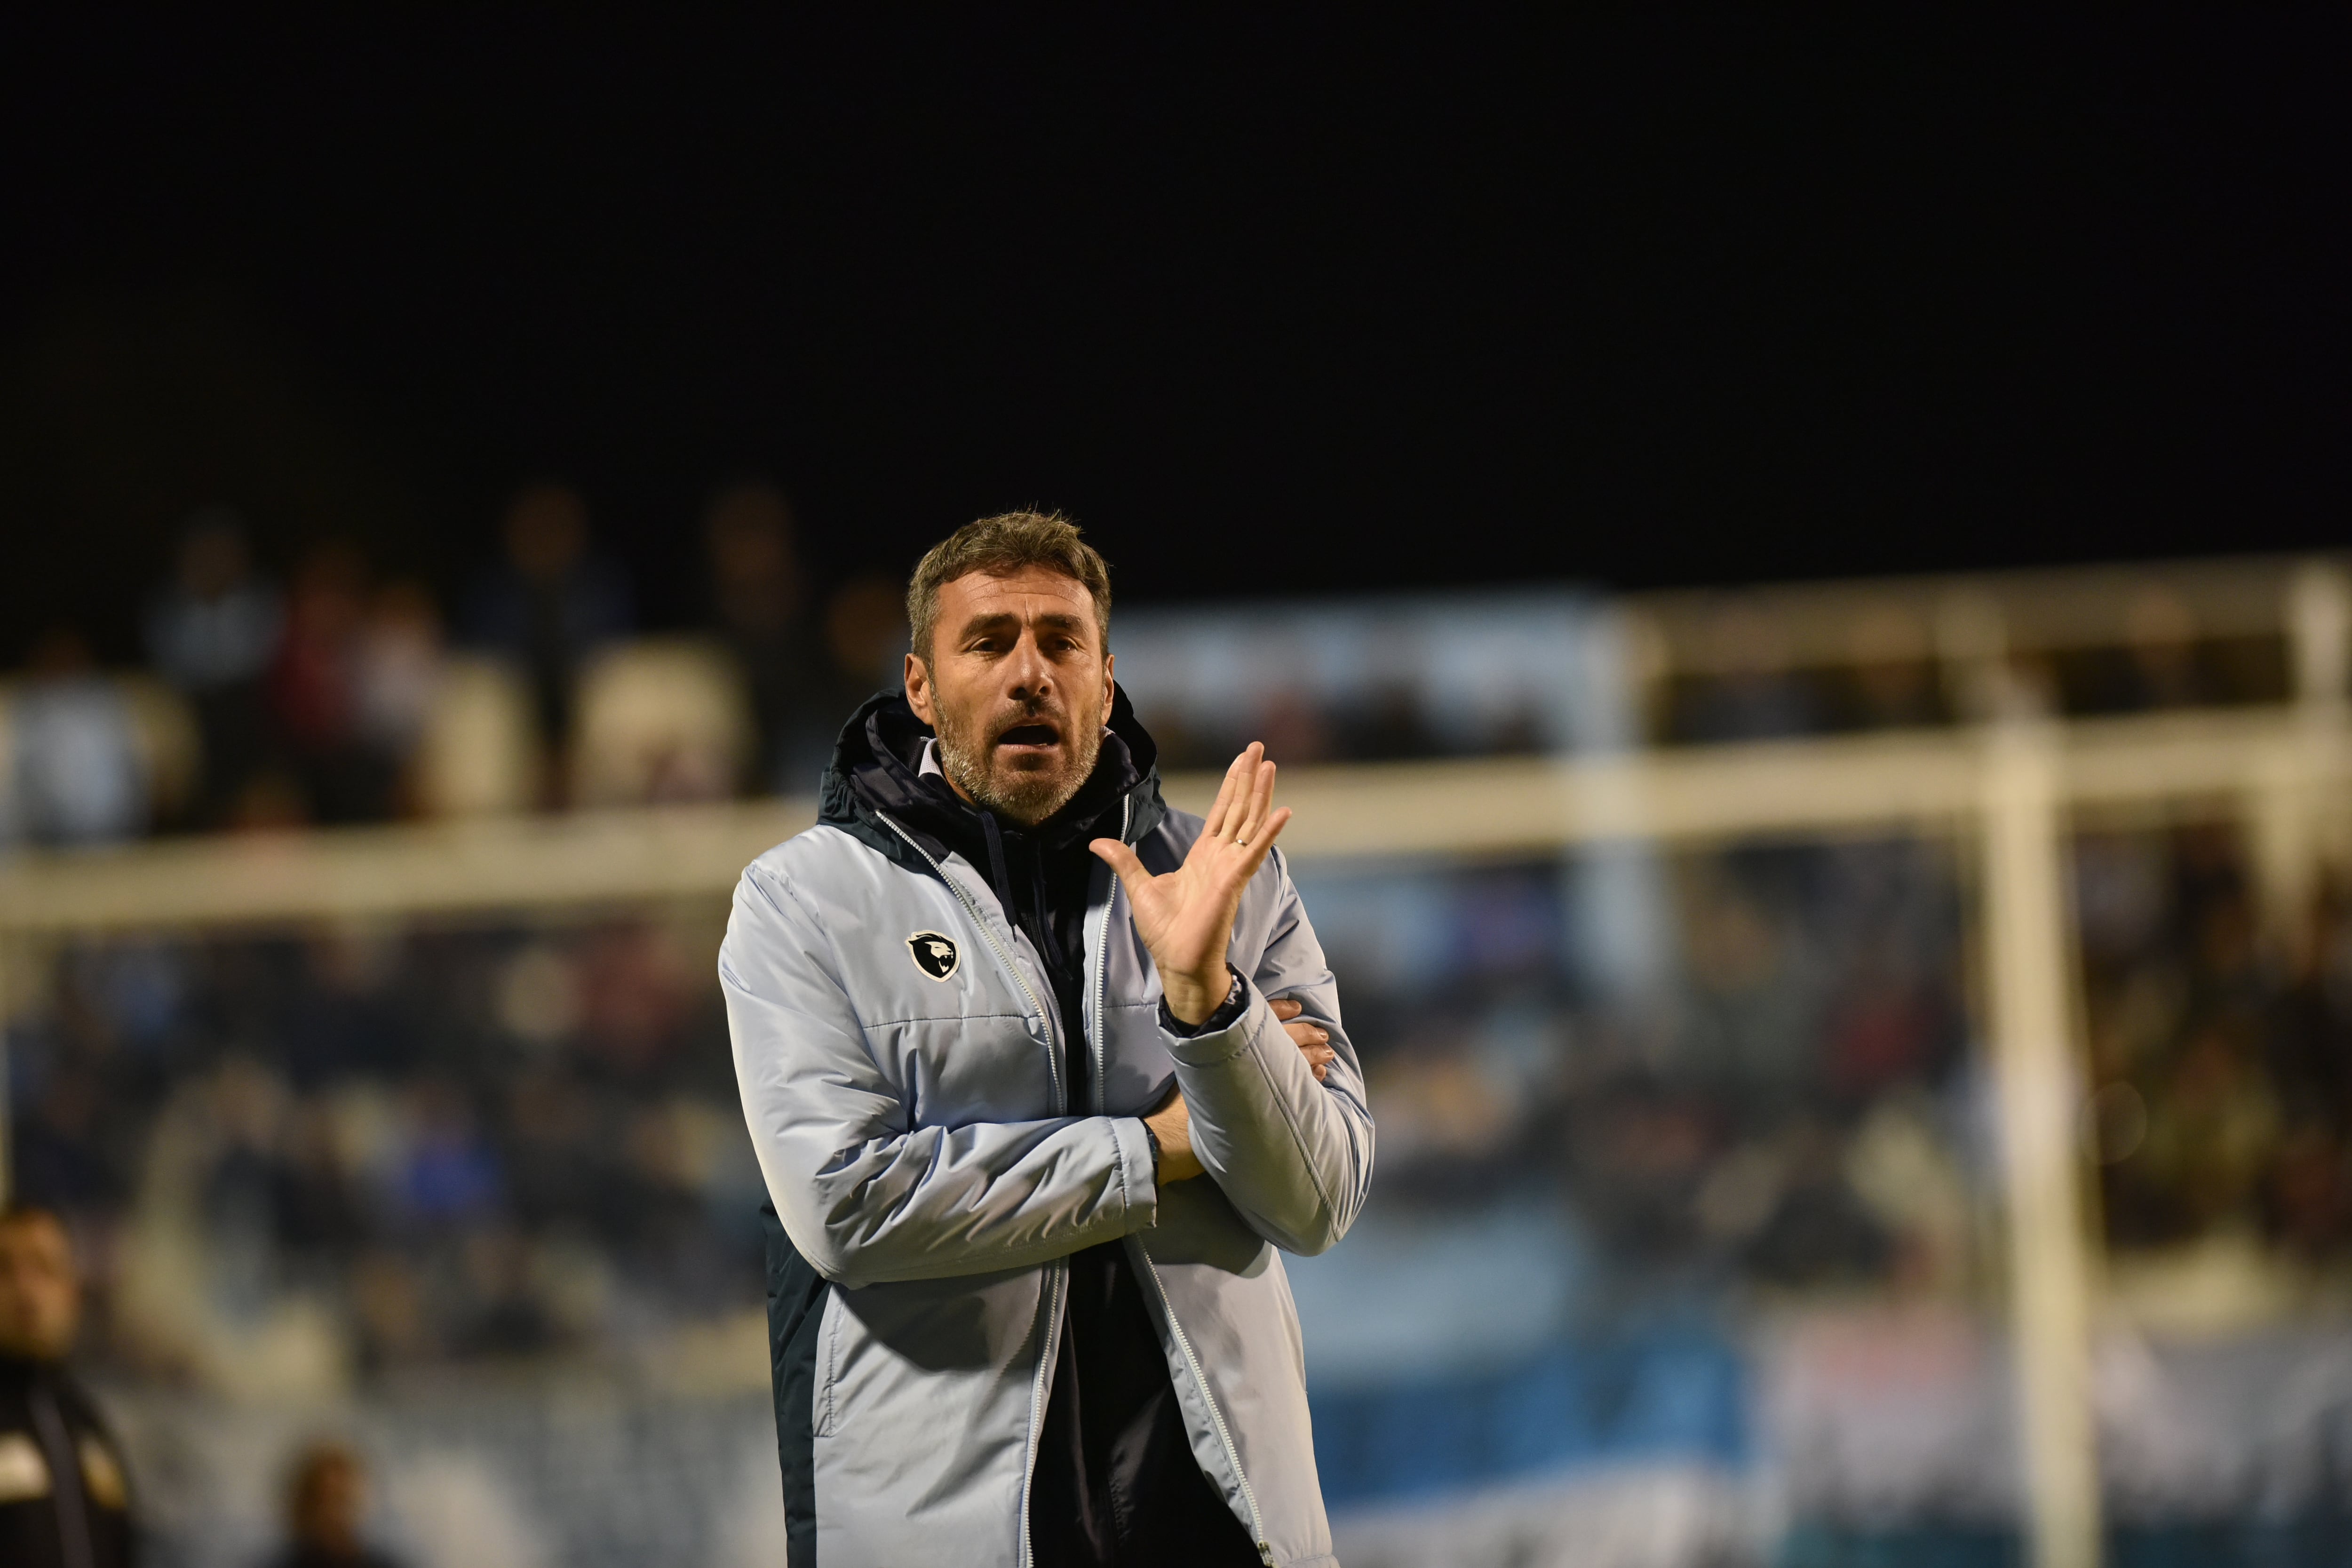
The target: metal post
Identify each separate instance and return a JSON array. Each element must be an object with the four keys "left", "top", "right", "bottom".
[{"left": 1983, "top": 715, "right": 2101, "bottom": 1568}]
